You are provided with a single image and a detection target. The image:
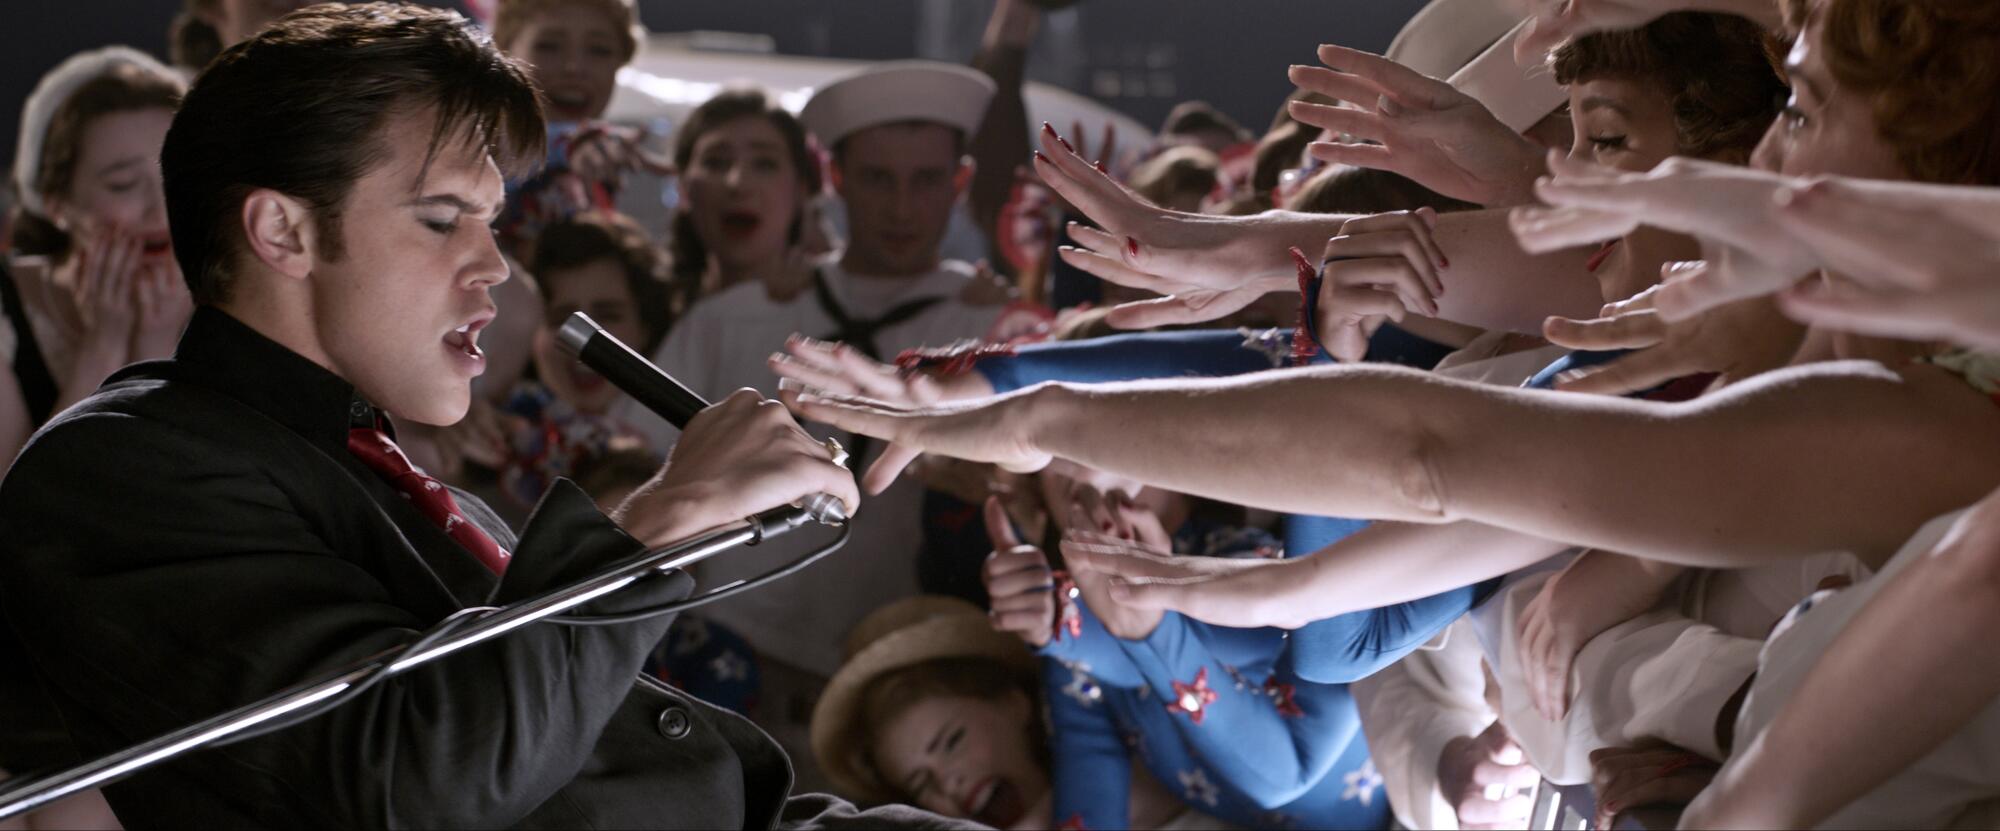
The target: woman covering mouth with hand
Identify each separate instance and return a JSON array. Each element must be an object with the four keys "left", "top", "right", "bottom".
[{"left": 3, "top": 47, "right": 195, "bottom": 468}]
